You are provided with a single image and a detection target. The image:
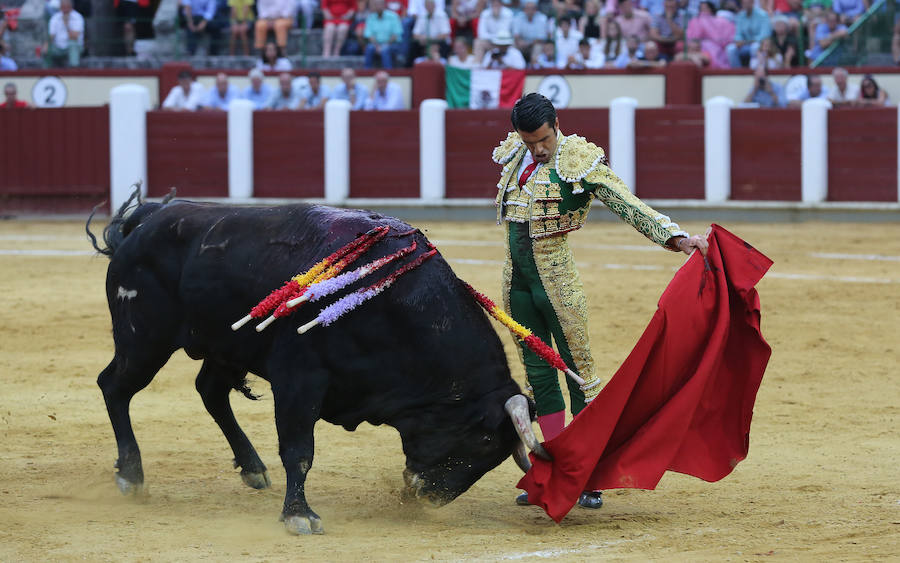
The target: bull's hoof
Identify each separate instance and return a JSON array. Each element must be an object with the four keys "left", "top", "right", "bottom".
[
  {"left": 115, "top": 474, "right": 143, "bottom": 496},
  {"left": 240, "top": 469, "right": 271, "bottom": 490},
  {"left": 283, "top": 514, "right": 325, "bottom": 535}
]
